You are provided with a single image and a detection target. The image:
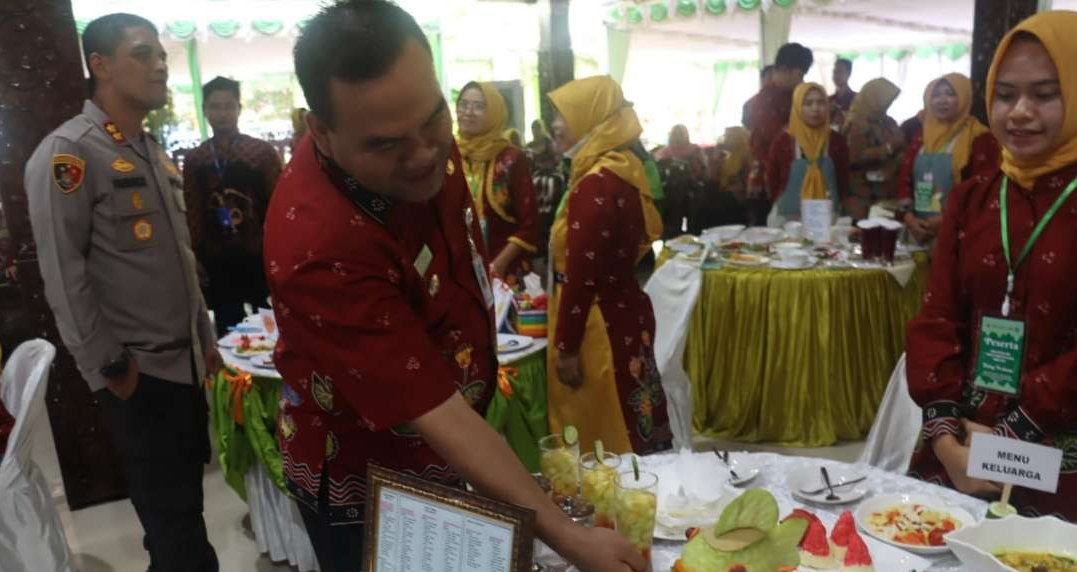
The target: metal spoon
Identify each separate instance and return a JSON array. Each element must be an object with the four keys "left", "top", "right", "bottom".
[
  {"left": 820, "top": 467, "right": 840, "bottom": 501},
  {"left": 713, "top": 448, "right": 742, "bottom": 481}
]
